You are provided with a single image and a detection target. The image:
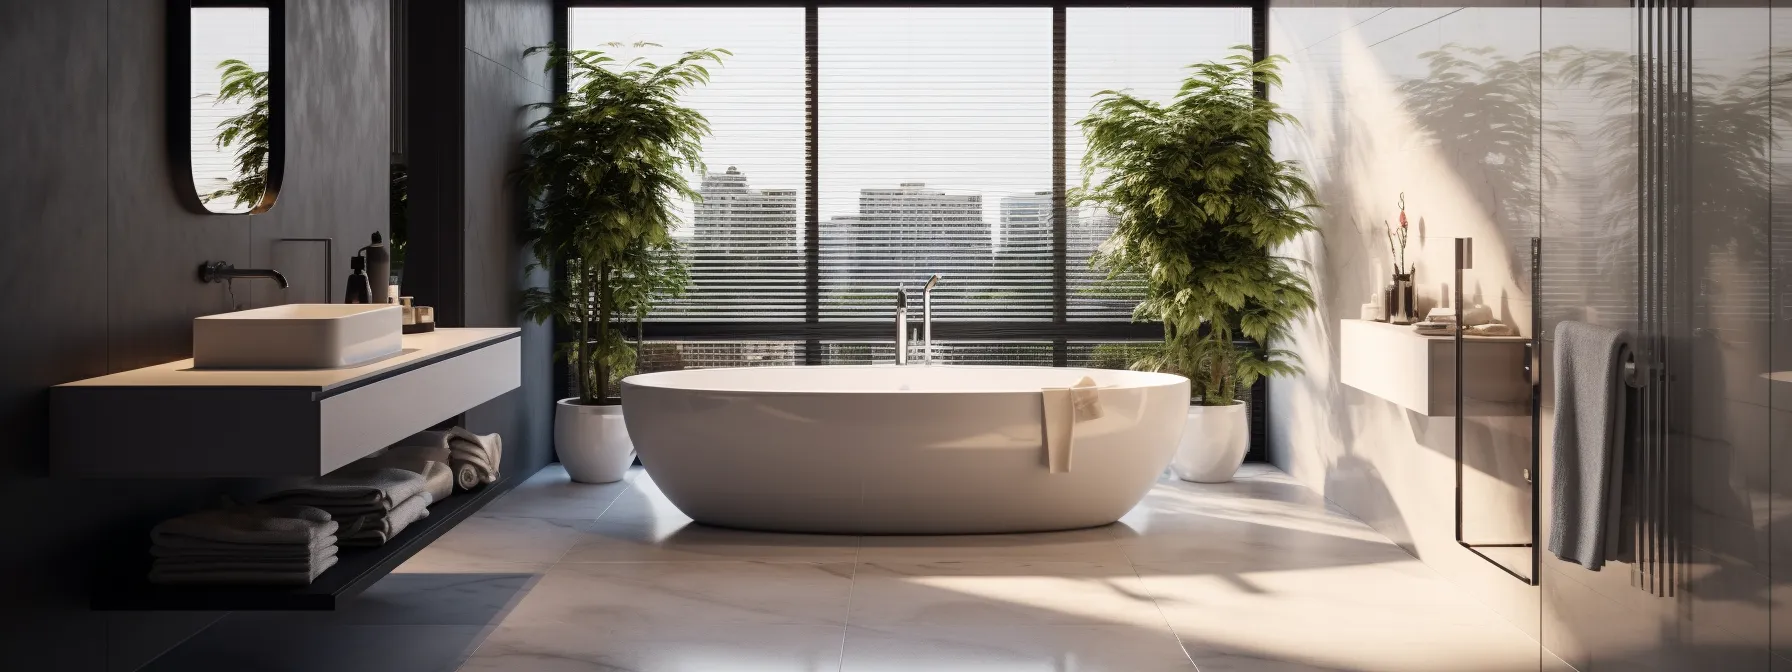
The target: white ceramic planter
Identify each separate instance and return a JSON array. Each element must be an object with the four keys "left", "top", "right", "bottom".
[
  {"left": 1170, "top": 402, "right": 1250, "bottom": 483},
  {"left": 554, "top": 399, "right": 635, "bottom": 484}
]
